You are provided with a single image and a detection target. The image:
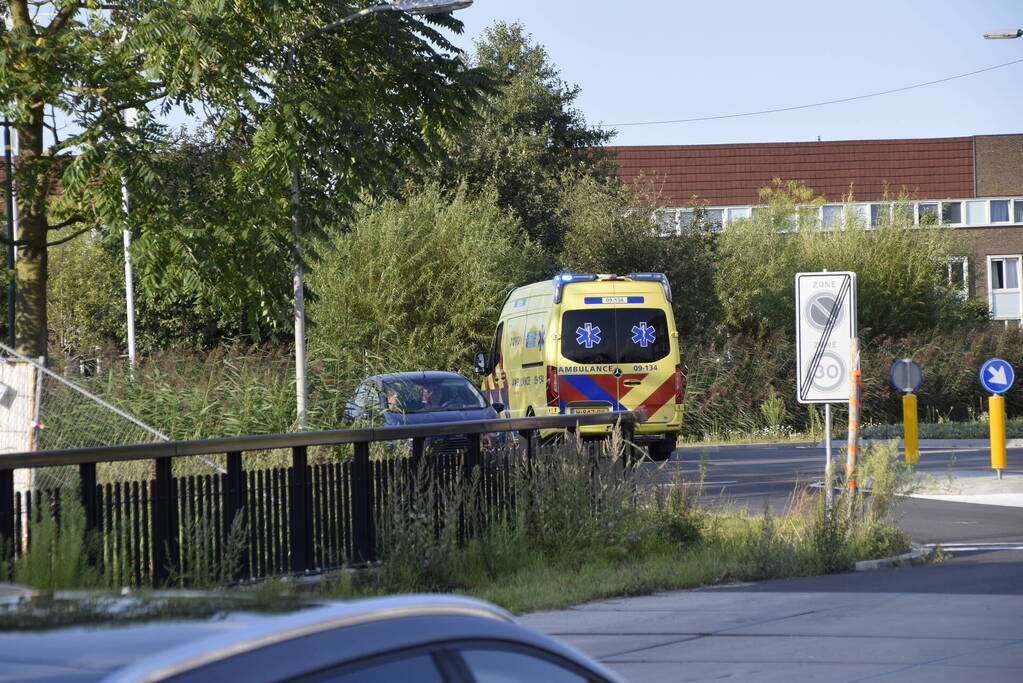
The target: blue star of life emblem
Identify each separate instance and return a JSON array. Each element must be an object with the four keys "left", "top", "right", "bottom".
[
  {"left": 631, "top": 322, "right": 656, "bottom": 348},
  {"left": 576, "top": 323, "right": 602, "bottom": 348}
]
